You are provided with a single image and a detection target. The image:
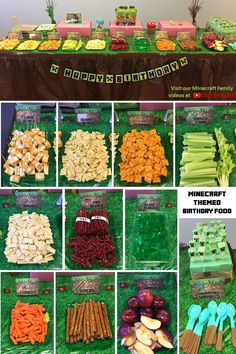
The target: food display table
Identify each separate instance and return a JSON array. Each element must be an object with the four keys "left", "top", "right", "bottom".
[
  {"left": 0, "top": 30, "right": 236, "bottom": 100},
  {"left": 57, "top": 20, "right": 92, "bottom": 37},
  {"left": 109, "top": 20, "right": 144, "bottom": 36},
  {"left": 158, "top": 20, "right": 196, "bottom": 37}
]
